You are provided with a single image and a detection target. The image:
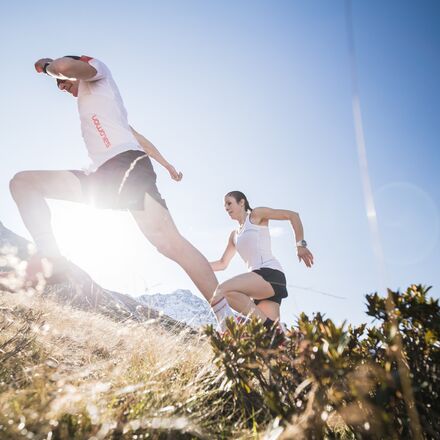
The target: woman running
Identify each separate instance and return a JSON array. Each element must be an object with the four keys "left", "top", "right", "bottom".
[{"left": 210, "top": 191, "right": 314, "bottom": 331}]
